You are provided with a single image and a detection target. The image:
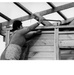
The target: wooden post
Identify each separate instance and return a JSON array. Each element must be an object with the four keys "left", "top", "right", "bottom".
[
  {"left": 54, "top": 23, "right": 59, "bottom": 60},
  {"left": 5, "top": 28, "right": 10, "bottom": 47}
]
